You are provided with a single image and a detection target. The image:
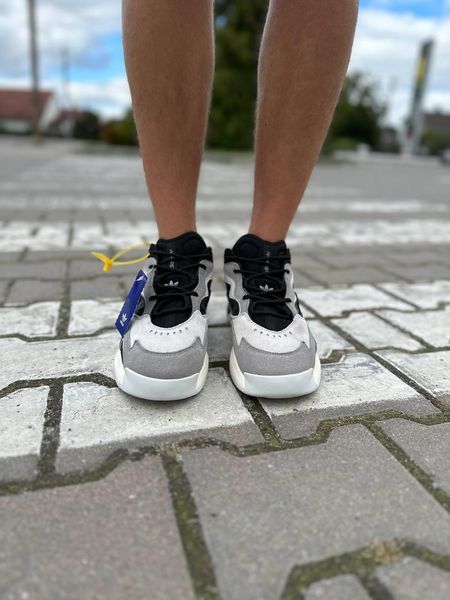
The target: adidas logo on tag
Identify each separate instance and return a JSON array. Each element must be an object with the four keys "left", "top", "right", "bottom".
[
  {"left": 259, "top": 283, "right": 273, "bottom": 292},
  {"left": 163, "top": 280, "right": 179, "bottom": 287}
]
